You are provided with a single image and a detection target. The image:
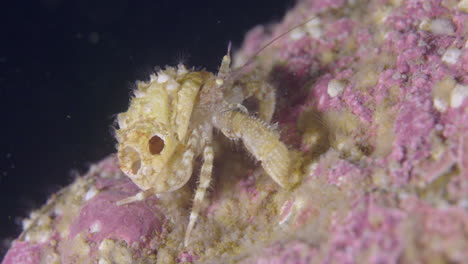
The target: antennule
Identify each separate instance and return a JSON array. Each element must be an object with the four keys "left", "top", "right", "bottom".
[{"left": 227, "top": 41, "right": 232, "bottom": 56}]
